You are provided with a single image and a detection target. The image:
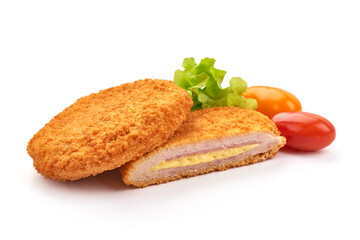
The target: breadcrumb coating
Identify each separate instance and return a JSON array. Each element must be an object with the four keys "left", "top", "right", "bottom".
[
  {"left": 27, "top": 79, "right": 193, "bottom": 181},
  {"left": 120, "top": 107, "right": 286, "bottom": 187},
  {"left": 161, "top": 107, "right": 281, "bottom": 147}
]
